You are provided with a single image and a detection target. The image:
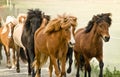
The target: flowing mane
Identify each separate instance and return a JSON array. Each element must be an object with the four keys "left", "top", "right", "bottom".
[
  {"left": 44, "top": 18, "right": 61, "bottom": 33},
  {"left": 44, "top": 15, "right": 77, "bottom": 33},
  {"left": 85, "top": 13, "right": 112, "bottom": 33},
  {"left": 24, "top": 9, "right": 43, "bottom": 31}
]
